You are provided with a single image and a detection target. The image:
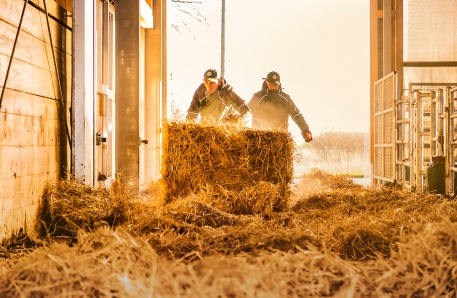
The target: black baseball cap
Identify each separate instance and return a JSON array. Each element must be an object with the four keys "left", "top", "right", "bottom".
[
  {"left": 265, "top": 71, "right": 280, "bottom": 84},
  {"left": 203, "top": 69, "right": 219, "bottom": 83}
]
